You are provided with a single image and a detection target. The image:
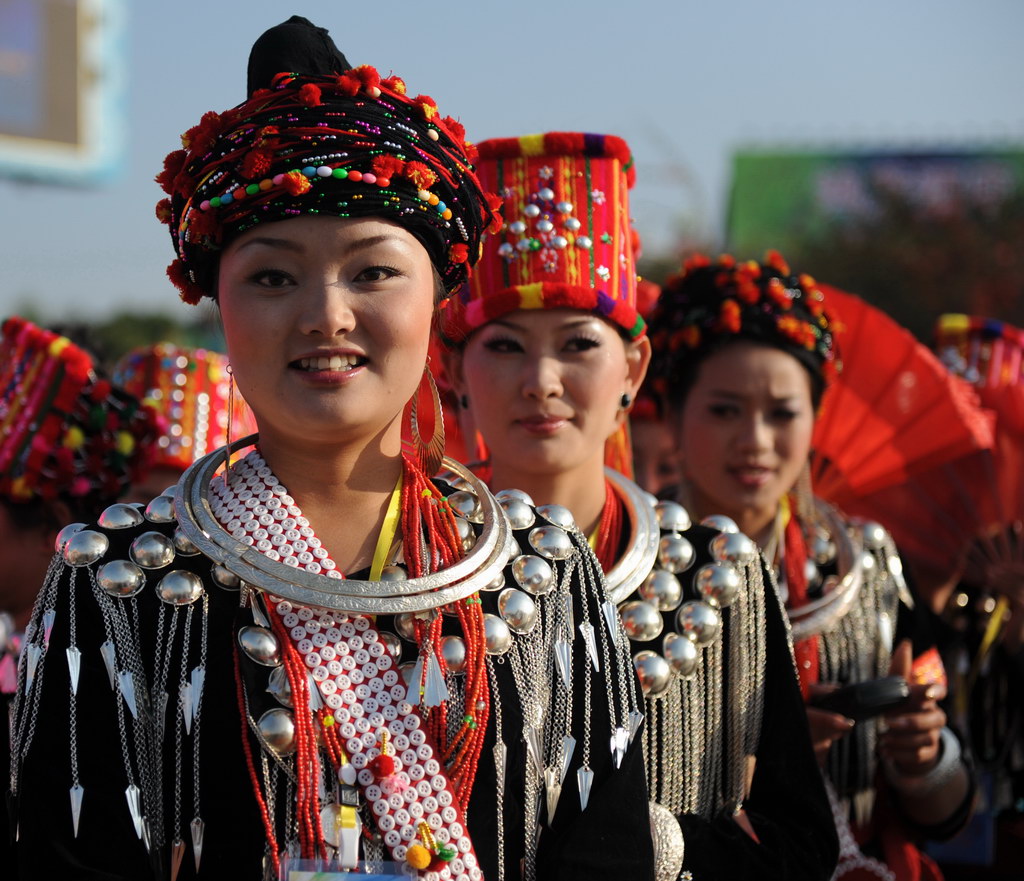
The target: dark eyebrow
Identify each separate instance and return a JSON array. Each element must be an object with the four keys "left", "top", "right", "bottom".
[
  {"left": 234, "top": 233, "right": 400, "bottom": 255},
  {"left": 489, "top": 316, "right": 602, "bottom": 333},
  {"left": 708, "top": 389, "right": 801, "bottom": 403}
]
